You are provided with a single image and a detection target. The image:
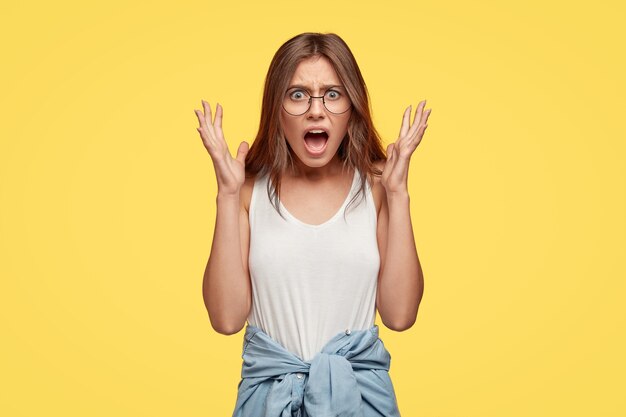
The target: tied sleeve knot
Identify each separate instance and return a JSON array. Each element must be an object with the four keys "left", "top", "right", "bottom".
[
  {"left": 303, "top": 351, "right": 363, "bottom": 416},
  {"left": 233, "top": 324, "right": 399, "bottom": 417}
]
